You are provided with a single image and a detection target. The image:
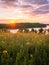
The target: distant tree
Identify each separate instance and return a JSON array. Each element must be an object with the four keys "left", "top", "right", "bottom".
[
  {"left": 47, "top": 29, "right": 49, "bottom": 32},
  {"left": 31, "top": 28, "right": 35, "bottom": 32},
  {"left": 24, "top": 28, "right": 29, "bottom": 33},
  {"left": 2, "top": 28, "right": 7, "bottom": 32},
  {"left": 43, "top": 29, "right": 46, "bottom": 34},
  {"left": 18, "top": 28, "right": 24, "bottom": 33},
  {"left": 39, "top": 28, "right": 43, "bottom": 33},
  {"left": 1, "top": 28, "right": 10, "bottom": 32},
  {"left": 34, "top": 30, "right": 37, "bottom": 33}
]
